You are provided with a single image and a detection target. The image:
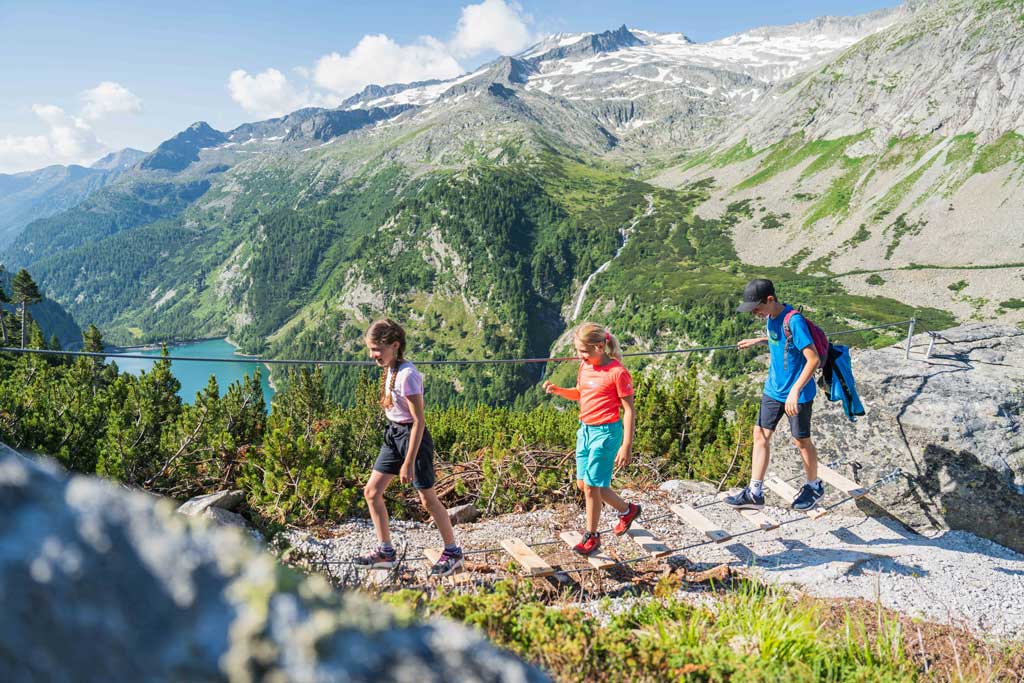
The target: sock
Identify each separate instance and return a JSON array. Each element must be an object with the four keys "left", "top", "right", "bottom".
[
  {"left": 584, "top": 531, "right": 600, "bottom": 540},
  {"left": 807, "top": 478, "right": 823, "bottom": 490},
  {"left": 749, "top": 479, "right": 764, "bottom": 497},
  {"left": 379, "top": 543, "right": 395, "bottom": 556},
  {"left": 618, "top": 505, "right": 632, "bottom": 518},
  {"left": 444, "top": 543, "right": 462, "bottom": 555}
]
